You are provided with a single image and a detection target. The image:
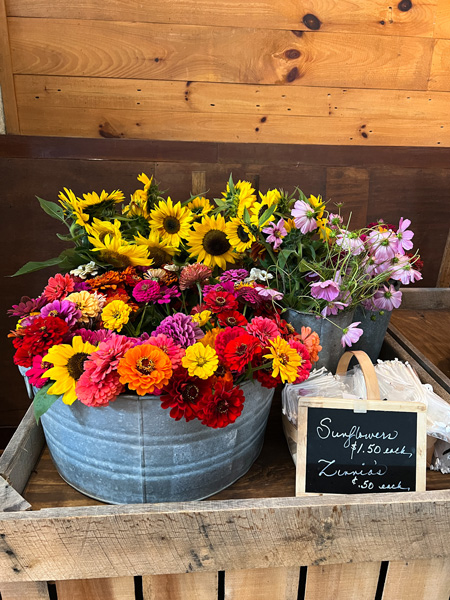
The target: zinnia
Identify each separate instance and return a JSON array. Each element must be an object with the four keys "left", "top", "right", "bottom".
[
  {"left": 102, "top": 300, "right": 132, "bottom": 332},
  {"left": 160, "top": 368, "right": 209, "bottom": 421},
  {"left": 197, "top": 379, "right": 245, "bottom": 428},
  {"left": 181, "top": 342, "right": 219, "bottom": 379},
  {"left": 264, "top": 336, "right": 302, "bottom": 384},
  {"left": 223, "top": 333, "right": 261, "bottom": 371},
  {"left": 118, "top": 344, "right": 173, "bottom": 395}
]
